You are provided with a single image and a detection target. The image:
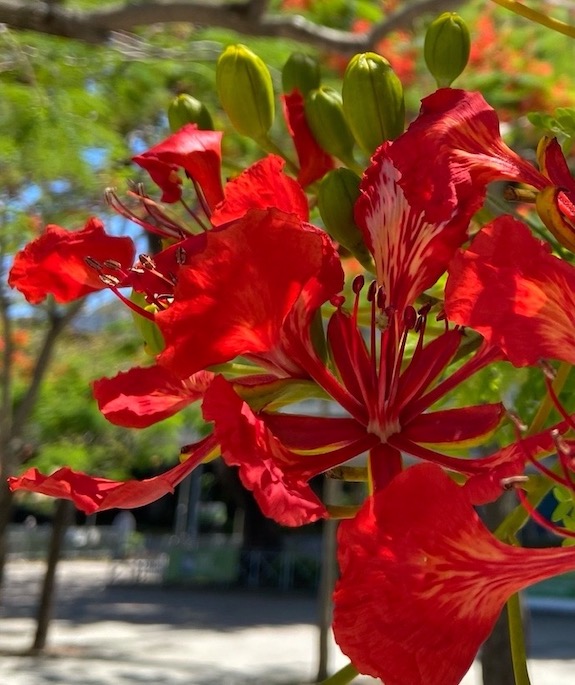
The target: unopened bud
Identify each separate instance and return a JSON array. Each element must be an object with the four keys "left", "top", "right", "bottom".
[
  {"left": 424, "top": 13, "right": 470, "bottom": 88},
  {"left": 318, "top": 168, "right": 372, "bottom": 268},
  {"left": 216, "top": 44, "right": 274, "bottom": 141},
  {"left": 342, "top": 52, "right": 405, "bottom": 153},
  {"left": 304, "top": 87, "right": 355, "bottom": 164},
  {"left": 282, "top": 52, "right": 321, "bottom": 95},
  {"left": 168, "top": 94, "right": 214, "bottom": 132}
]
